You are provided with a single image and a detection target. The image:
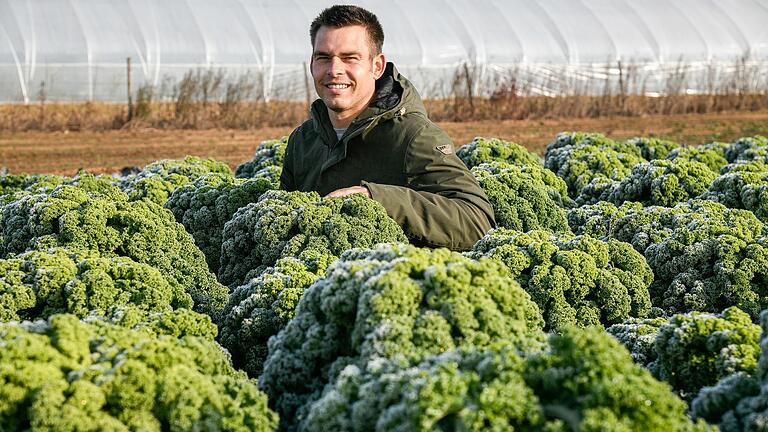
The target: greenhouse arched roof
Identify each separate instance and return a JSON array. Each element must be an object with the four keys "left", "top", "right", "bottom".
[{"left": 1, "top": 0, "right": 767, "bottom": 102}]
